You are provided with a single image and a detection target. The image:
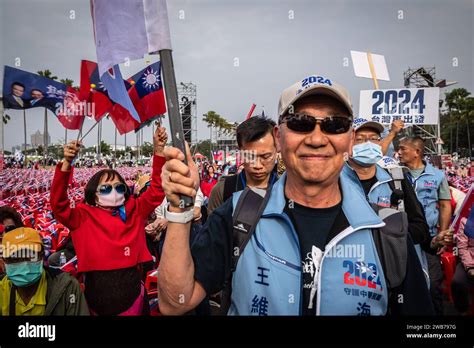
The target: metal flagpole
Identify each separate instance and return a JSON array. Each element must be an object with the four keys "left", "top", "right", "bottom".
[
  {"left": 23, "top": 109, "right": 27, "bottom": 165},
  {"left": 79, "top": 119, "right": 100, "bottom": 142},
  {"left": 97, "top": 118, "right": 102, "bottom": 160},
  {"left": 136, "top": 131, "right": 139, "bottom": 164},
  {"left": 44, "top": 108, "right": 48, "bottom": 164},
  {"left": 160, "top": 49, "right": 193, "bottom": 207}
]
